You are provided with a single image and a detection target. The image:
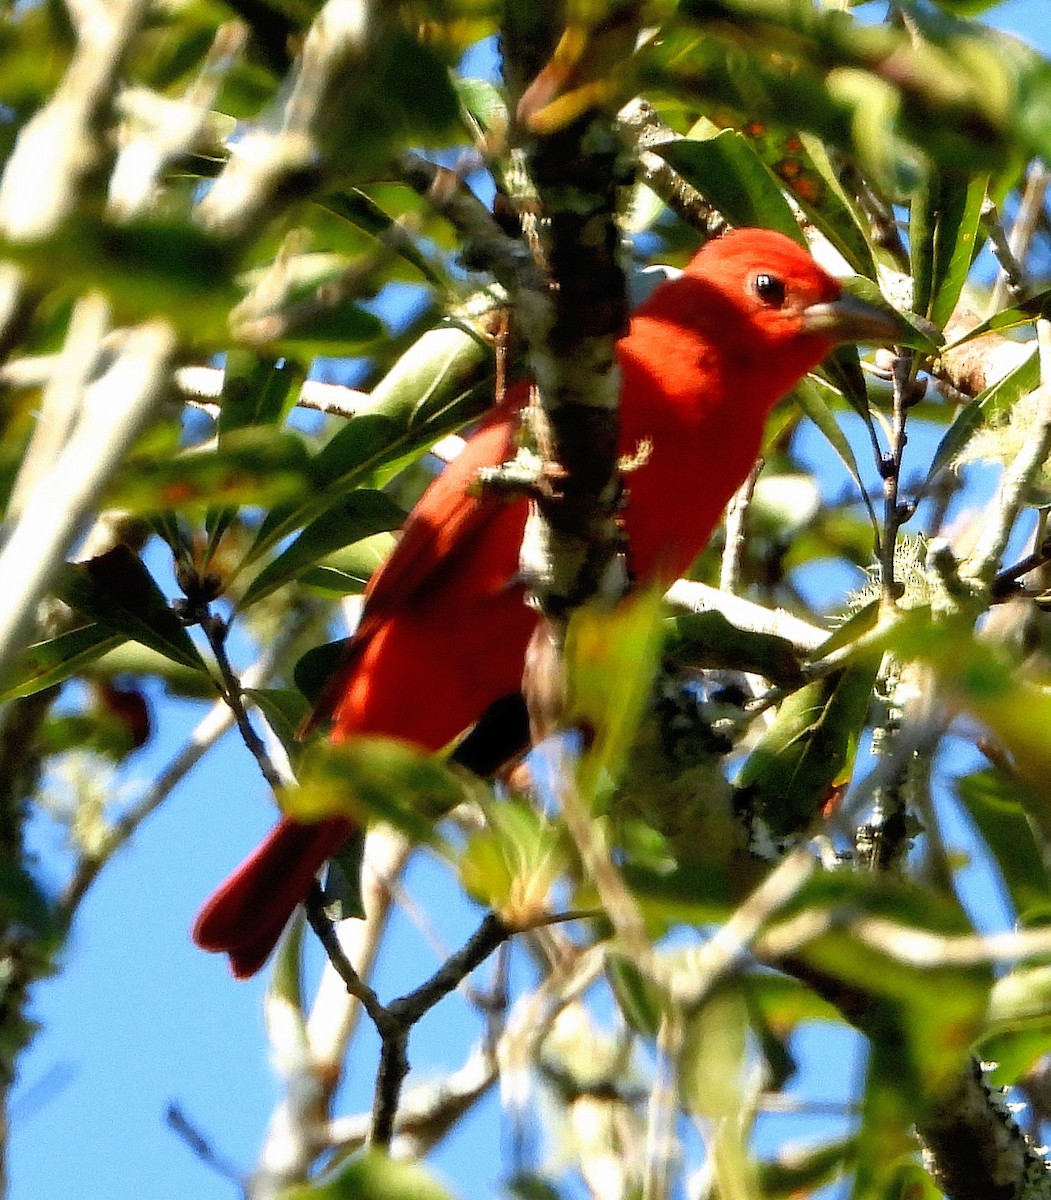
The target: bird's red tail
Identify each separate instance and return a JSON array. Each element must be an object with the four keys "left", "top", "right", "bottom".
[{"left": 192, "top": 816, "right": 352, "bottom": 979}]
